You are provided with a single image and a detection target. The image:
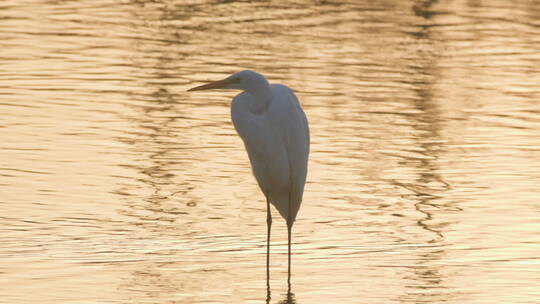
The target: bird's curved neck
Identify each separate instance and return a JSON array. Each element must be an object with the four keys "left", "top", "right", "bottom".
[{"left": 246, "top": 85, "right": 272, "bottom": 113}]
